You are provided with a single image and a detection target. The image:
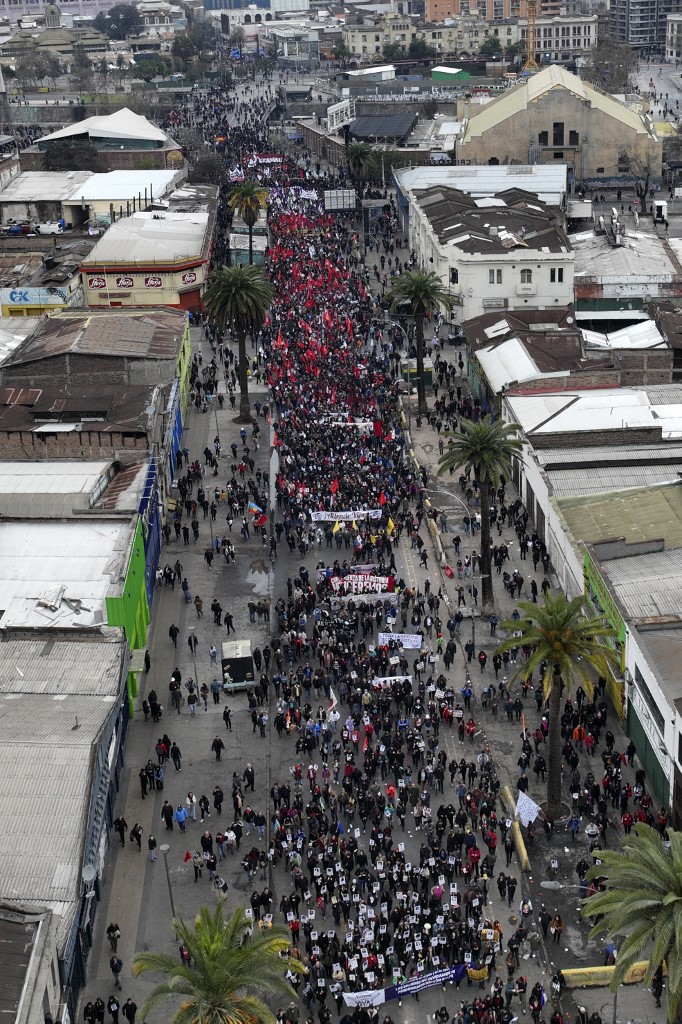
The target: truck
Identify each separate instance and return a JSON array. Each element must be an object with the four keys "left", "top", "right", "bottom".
[{"left": 221, "top": 639, "right": 255, "bottom": 692}]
